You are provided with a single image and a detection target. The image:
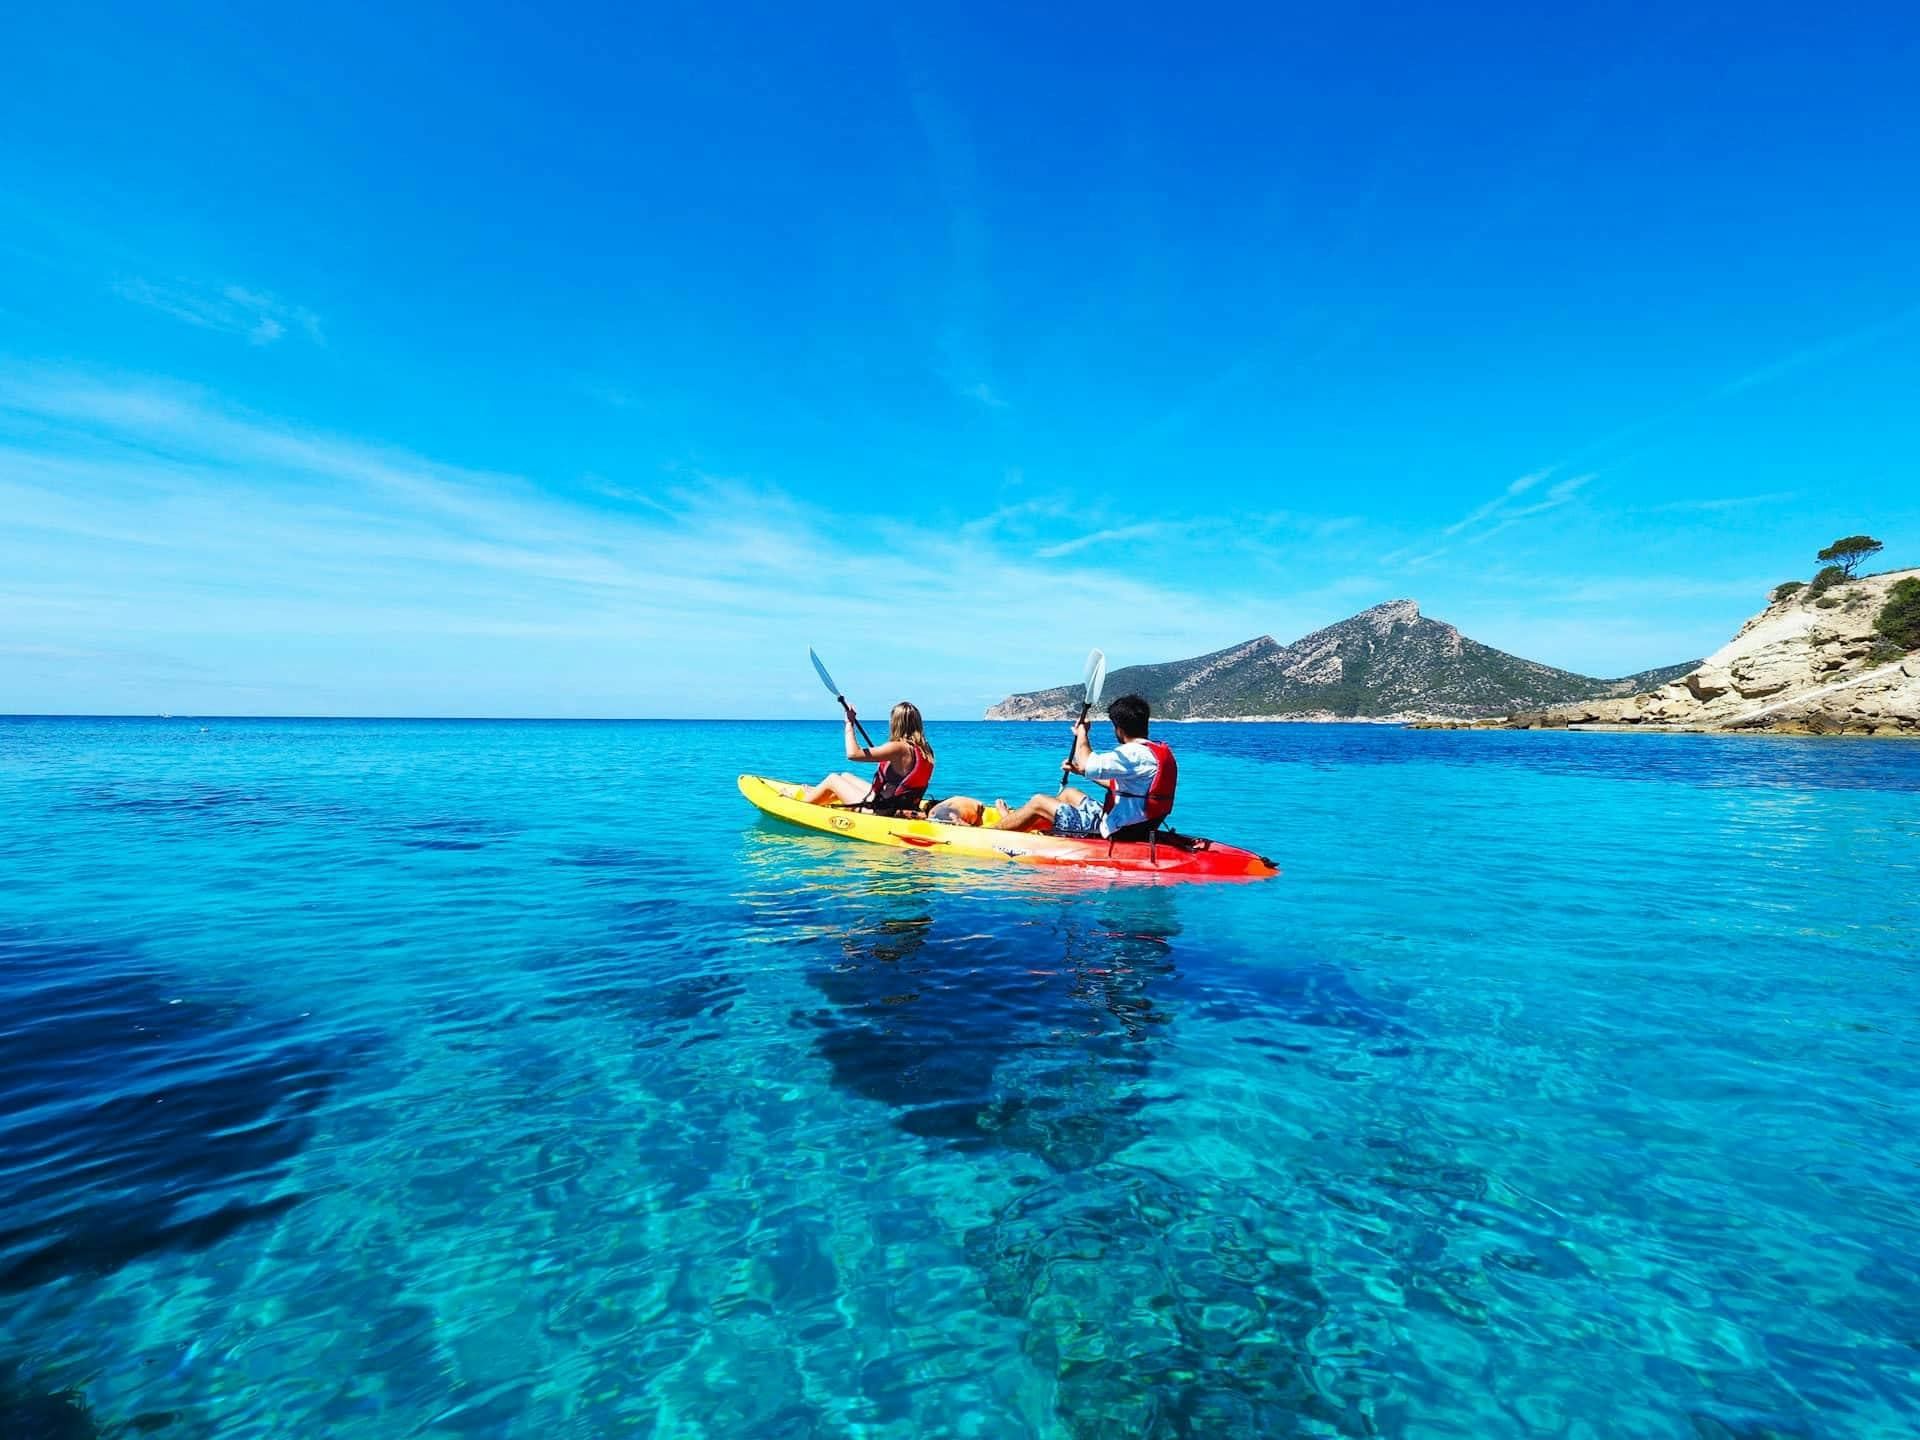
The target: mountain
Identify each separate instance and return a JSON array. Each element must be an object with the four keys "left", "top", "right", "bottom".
[
  {"left": 1490, "top": 568, "right": 1920, "bottom": 736},
  {"left": 984, "top": 599, "right": 1701, "bottom": 721}
]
